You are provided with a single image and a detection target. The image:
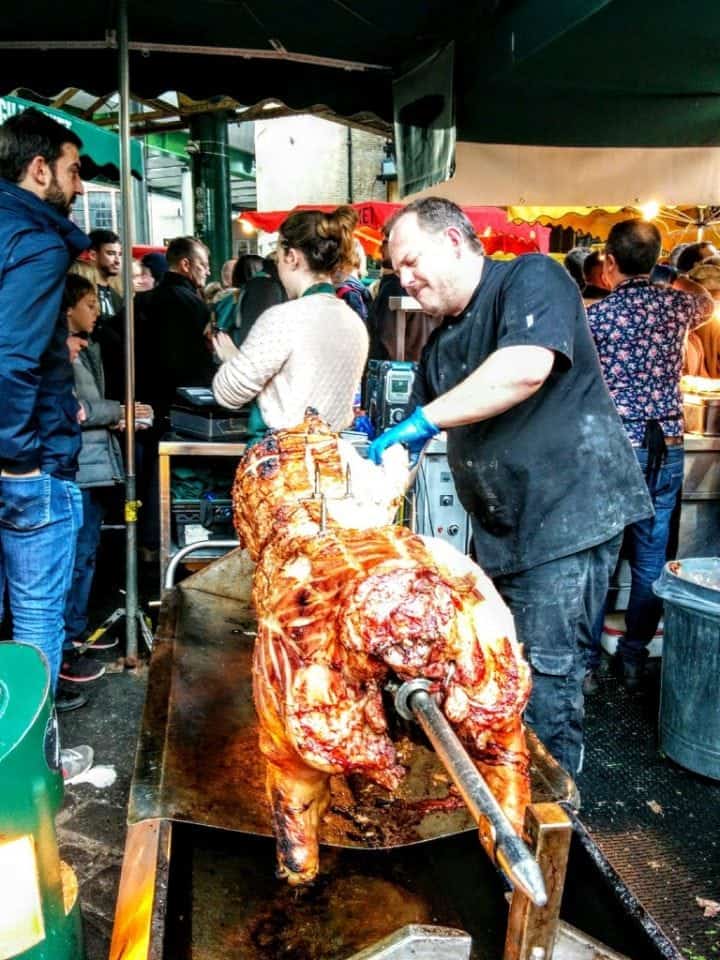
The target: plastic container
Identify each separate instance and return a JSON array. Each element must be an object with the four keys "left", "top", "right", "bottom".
[{"left": 653, "top": 559, "right": 720, "bottom": 779}]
